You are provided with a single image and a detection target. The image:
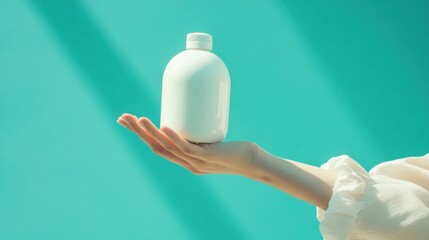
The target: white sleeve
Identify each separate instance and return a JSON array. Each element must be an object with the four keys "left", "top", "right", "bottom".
[{"left": 316, "top": 154, "right": 429, "bottom": 240}]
